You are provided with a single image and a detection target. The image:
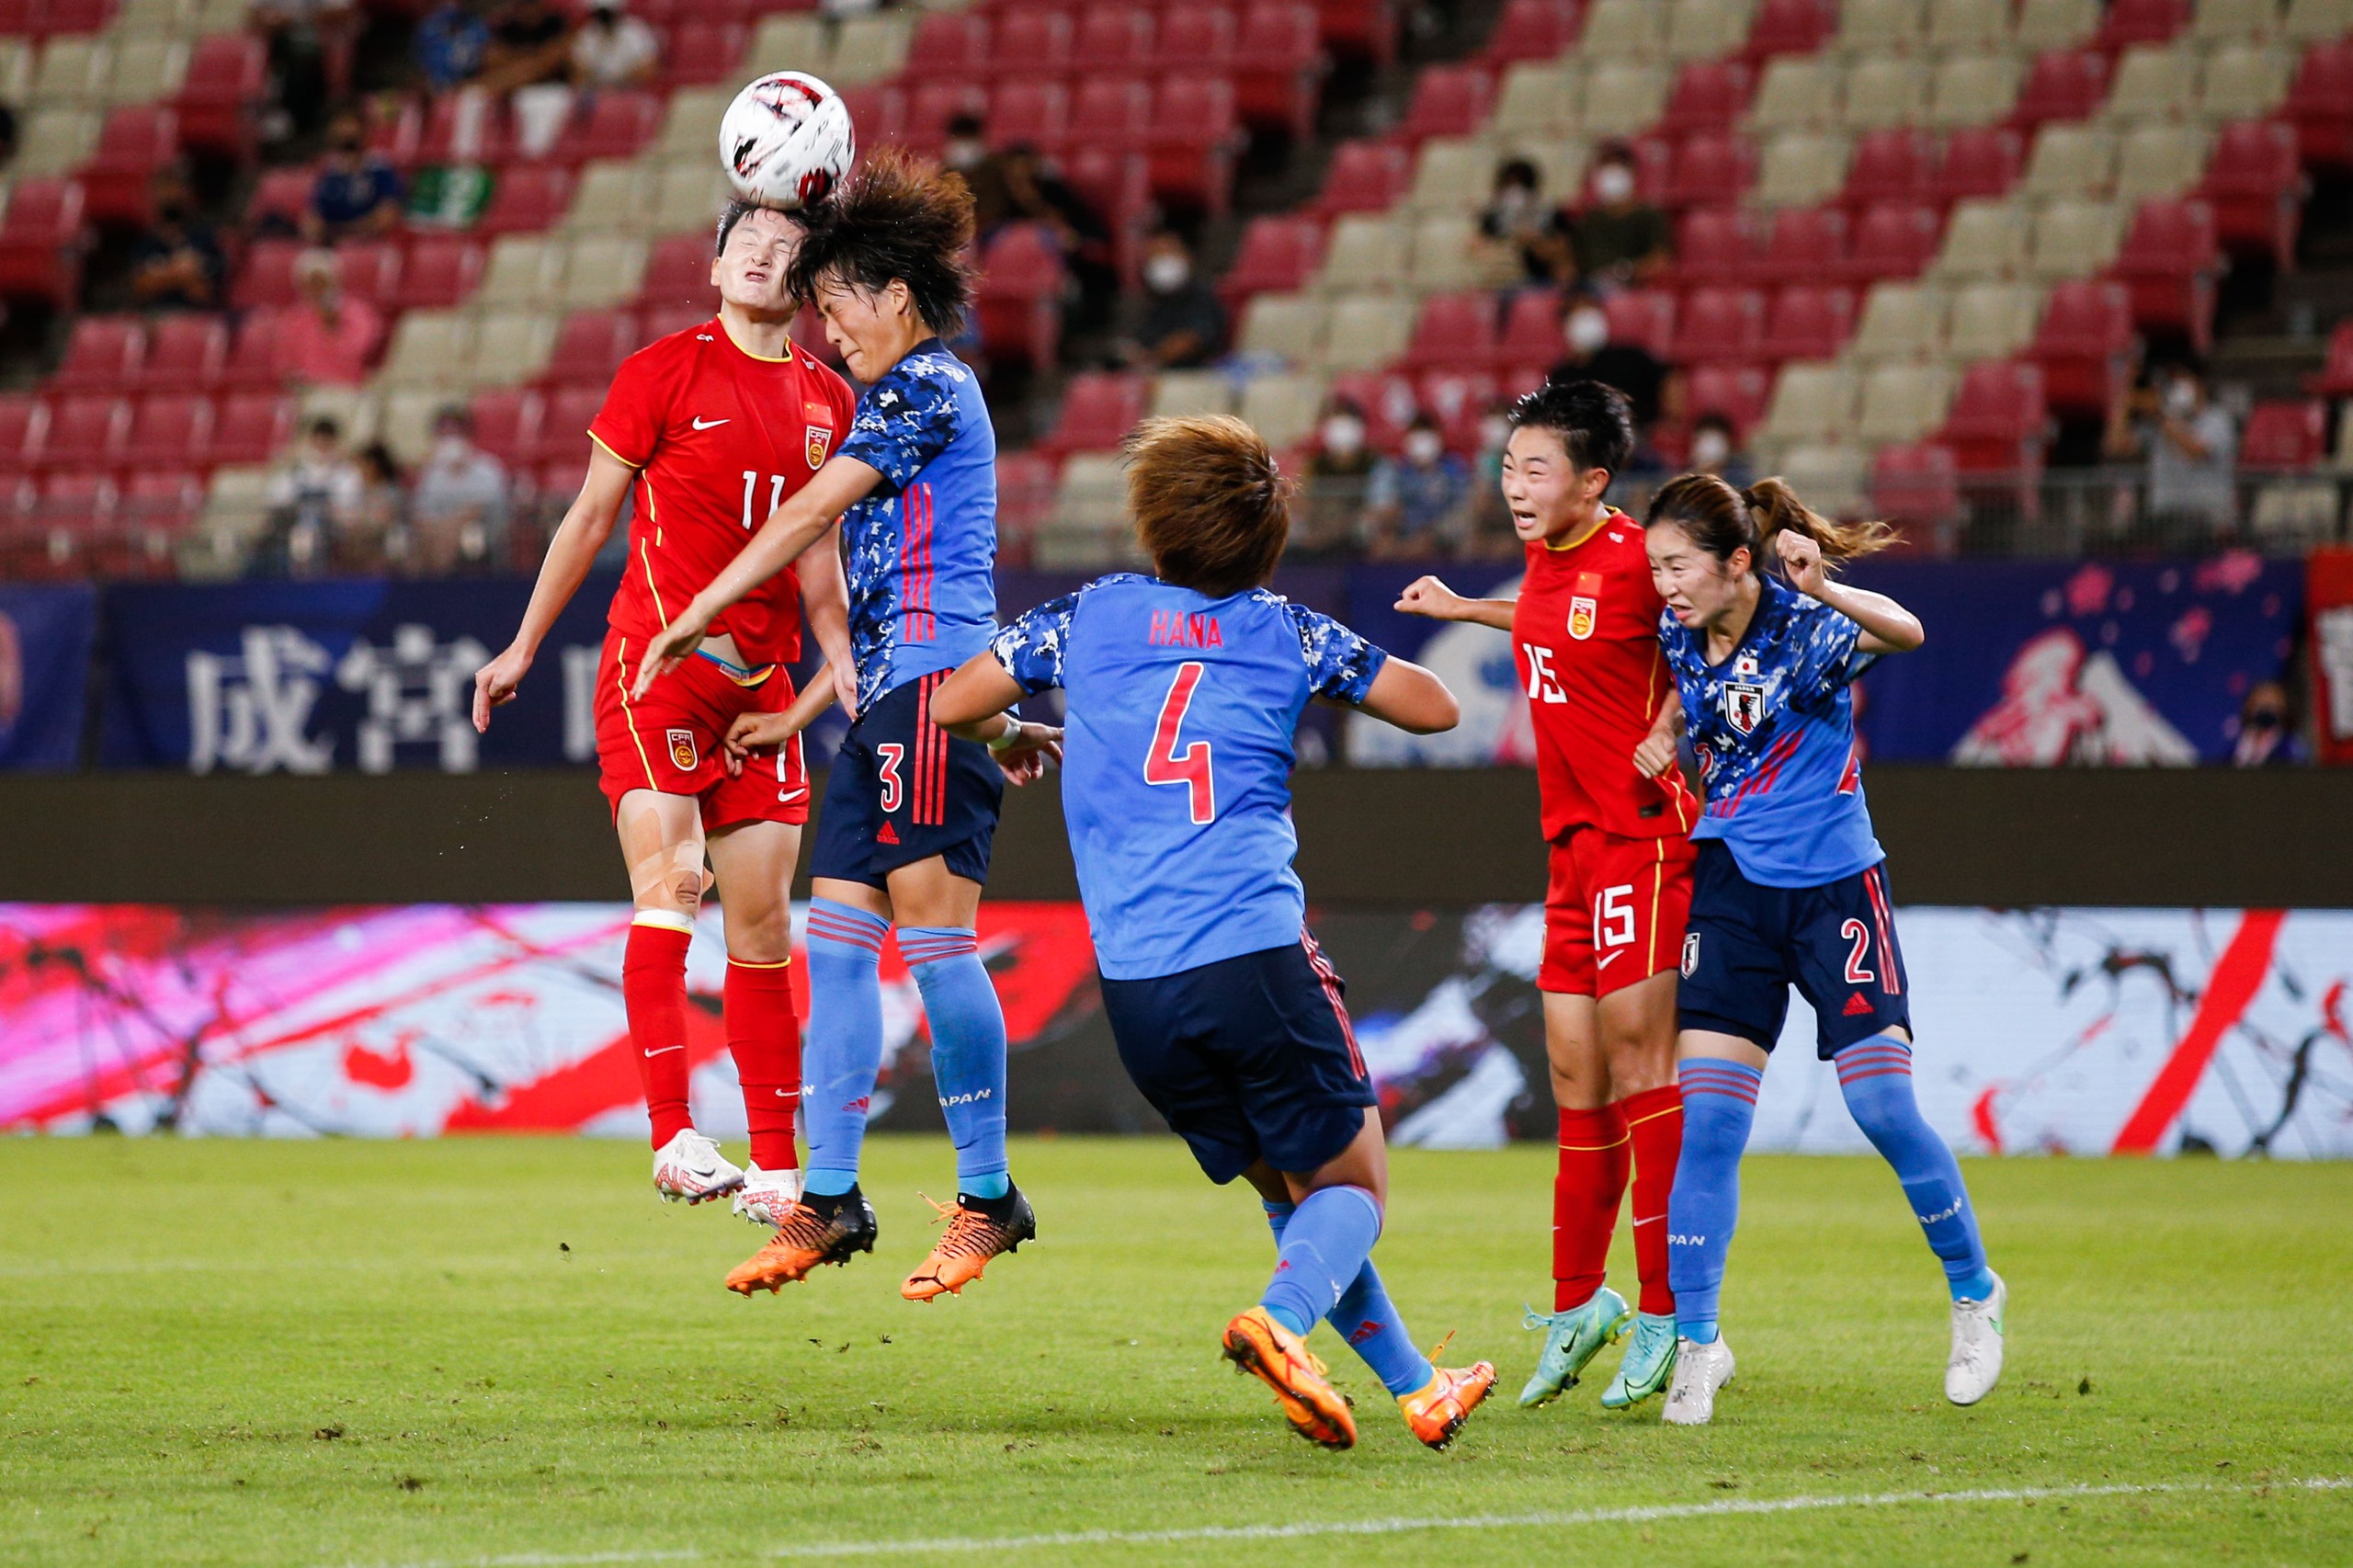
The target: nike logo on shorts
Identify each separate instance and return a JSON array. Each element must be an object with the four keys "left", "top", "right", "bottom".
[
  {"left": 779, "top": 785, "right": 806, "bottom": 802},
  {"left": 1597, "top": 950, "right": 1627, "bottom": 971},
  {"left": 692, "top": 416, "right": 730, "bottom": 429}
]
